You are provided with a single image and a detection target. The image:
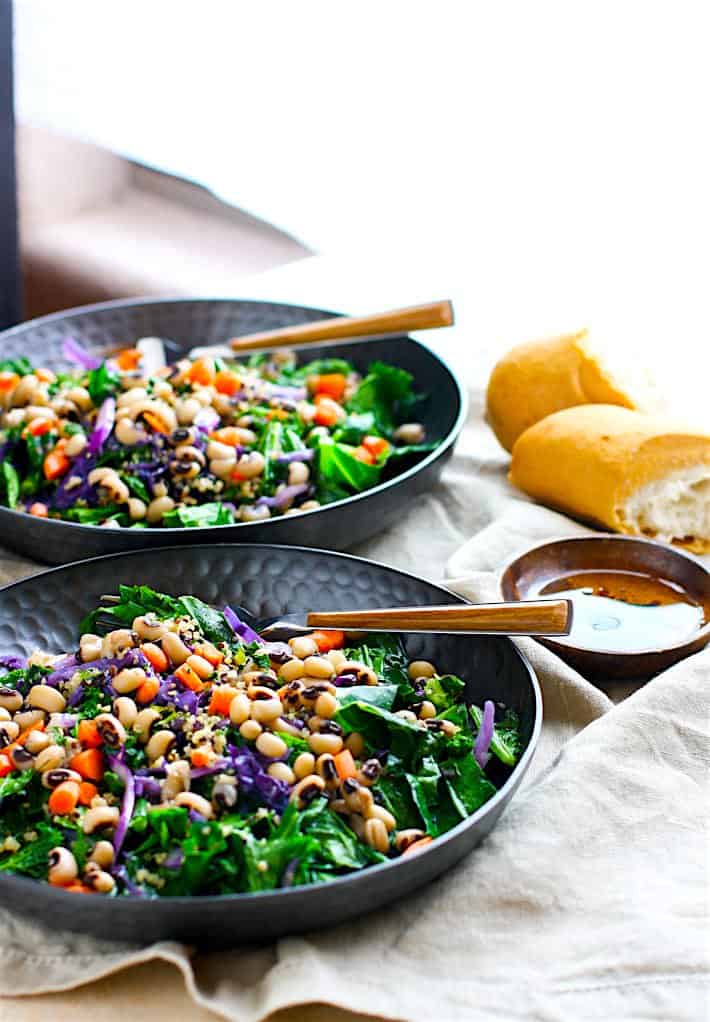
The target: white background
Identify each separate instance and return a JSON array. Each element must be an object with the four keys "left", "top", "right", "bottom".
[{"left": 13, "top": 0, "right": 710, "bottom": 412}]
